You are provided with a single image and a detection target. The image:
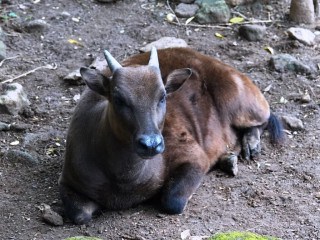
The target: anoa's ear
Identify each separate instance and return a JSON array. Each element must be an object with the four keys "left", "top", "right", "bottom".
[
  {"left": 80, "top": 67, "right": 110, "bottom": 97},
  {"left": 165, "top": 68, "right": 192, "bottom": 94}
]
